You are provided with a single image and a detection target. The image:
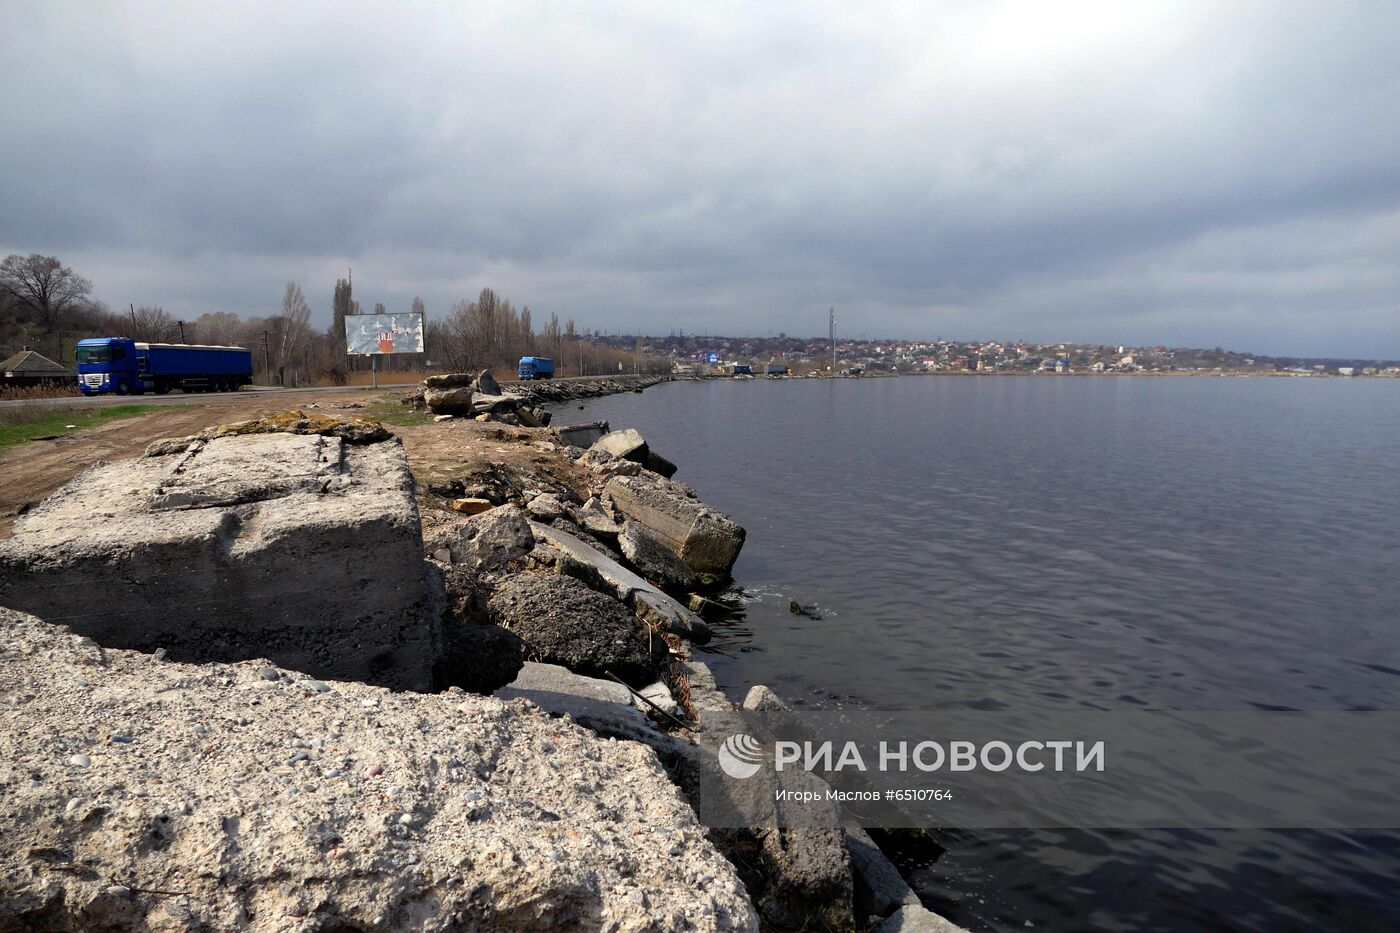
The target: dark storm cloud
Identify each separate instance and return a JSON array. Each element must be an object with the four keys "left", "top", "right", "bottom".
[{"left": 3, "top": 1, "right": 1398, "bottom": 355}]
